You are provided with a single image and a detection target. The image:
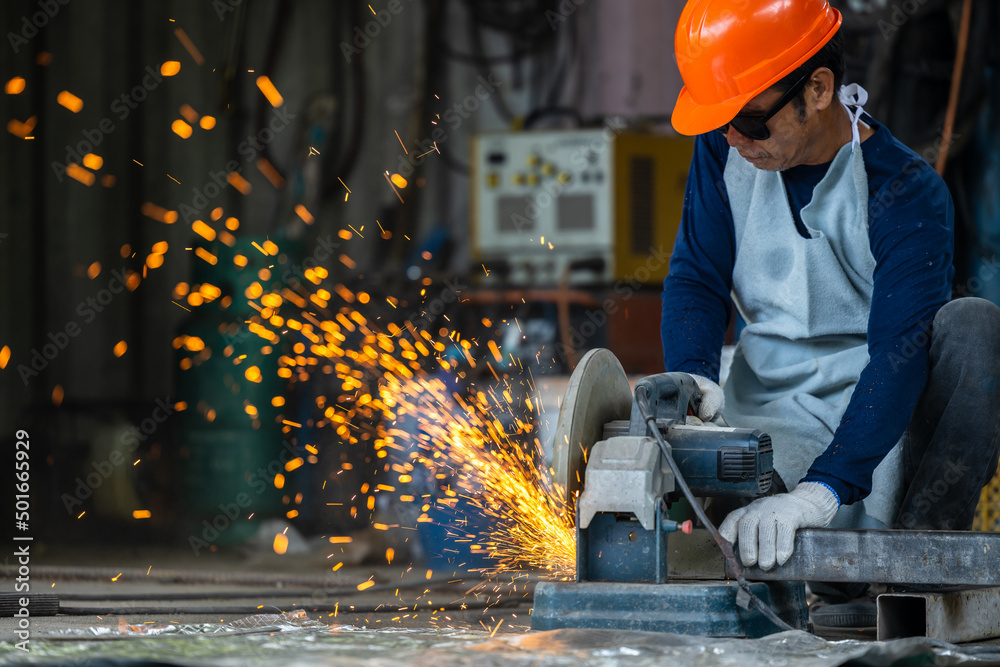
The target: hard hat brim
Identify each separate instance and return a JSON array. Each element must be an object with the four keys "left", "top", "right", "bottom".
[{"left": 671, "top": 85, "right": 755, "bottom": 136}]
